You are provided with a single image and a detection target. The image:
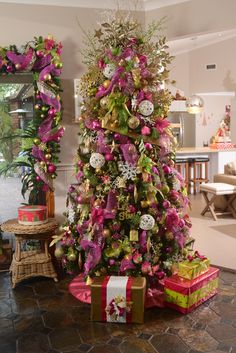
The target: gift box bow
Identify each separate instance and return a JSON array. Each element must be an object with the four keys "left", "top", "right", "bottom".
[{"left": 187, "top": 251, "right": 207, "bottom": 262}]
